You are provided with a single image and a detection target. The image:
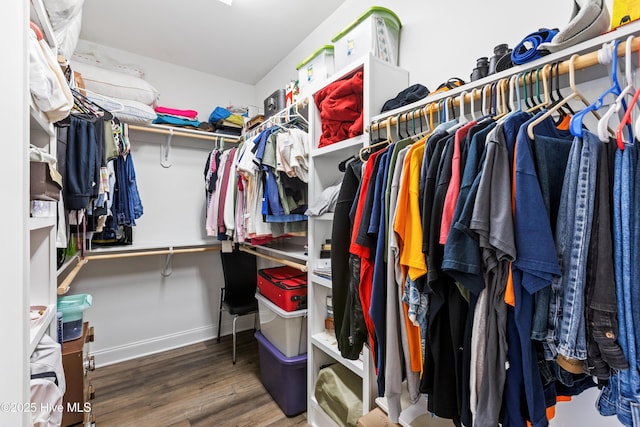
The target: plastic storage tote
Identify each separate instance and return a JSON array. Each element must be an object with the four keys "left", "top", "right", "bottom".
[
  {"left": 57, "top": 294, "right": 92, "bottom": 342},
  {"left": 256, "top": 292, "right": 307, "bottom": 357},
  {"left": 296, "top": 45, "right": 335, "bottom": 92},
  {"left": 255, "top": 330, "right": 307, "bottom": 417},
  {"left": 331, "top": 6, "right": 402, "bottom": 71}
]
